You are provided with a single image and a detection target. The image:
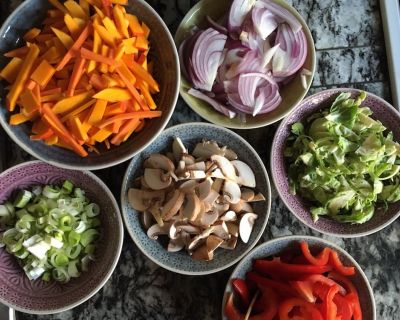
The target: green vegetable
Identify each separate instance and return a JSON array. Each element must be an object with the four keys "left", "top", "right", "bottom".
[
  {"left": 285, "top": 91, "right": 400, "bottom": 224},
  {"left": 0, "top": 180, "right": 101, "bottom": 282}
]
